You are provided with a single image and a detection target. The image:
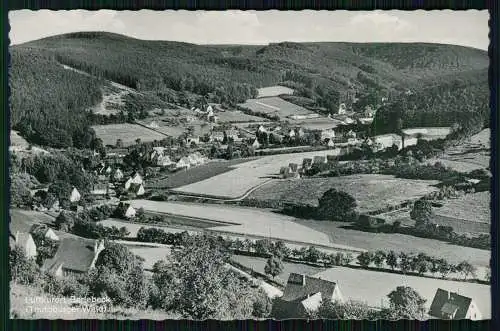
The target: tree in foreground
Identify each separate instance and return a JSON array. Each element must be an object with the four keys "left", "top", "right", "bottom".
[
  {"left": 410, "top": 199, "right": 433, "bottom": 228},
  {"left": 9, "top": 246, "right": 40, "bottom": 285},
  {"left": 357, "top": 252, "right": 373, "bottom": 268},
  {"left": 386, "top": 251, "right": 398, "bottom": 270},
  {"left": 372, "top": 250, "right": 386, "bottom": 268},
  {"left": 384, "top": 286, "right": 427, "bottom": 320},
  {"left": 158, "top": 235, "right": 269, "bottom": 319},
  {"left": 316, "top": 188, "right": 358, "bottom": 222},
  {"left": 264, "top": 255, "right": 284, "bottom": 280},
  {"left": 315, "top": 299, "right": 378, "bottom": 319},
  {"left": 456, "top": 261, "right": 477, "bottom": 280}
]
